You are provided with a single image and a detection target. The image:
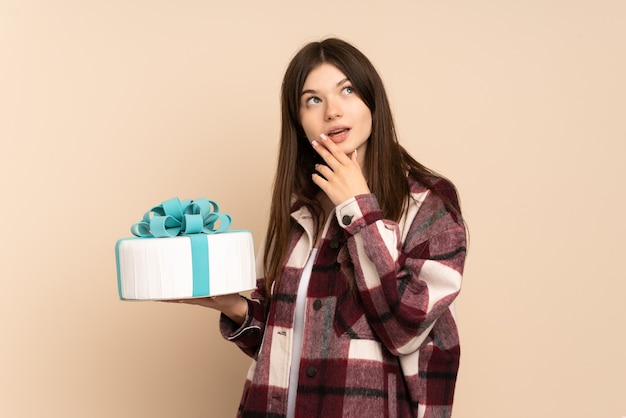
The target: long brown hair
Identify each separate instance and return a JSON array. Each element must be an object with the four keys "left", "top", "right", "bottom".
[{"left": 263, "top": 38, "right": 461, "bottom": 302}]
